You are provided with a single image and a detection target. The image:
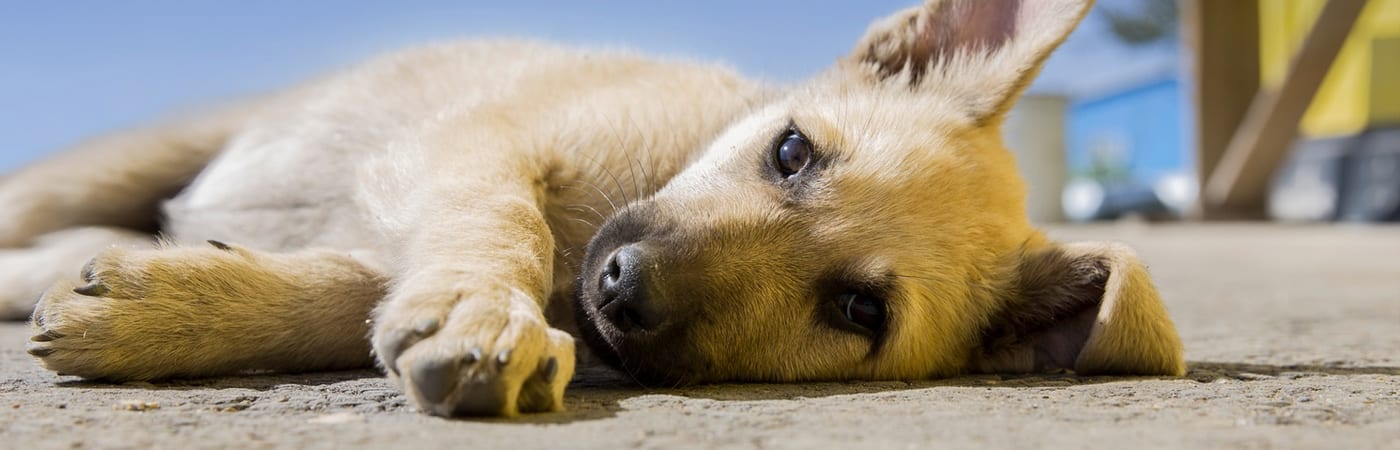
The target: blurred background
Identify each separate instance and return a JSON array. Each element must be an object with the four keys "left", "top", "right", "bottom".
[{"left": 2, "top": 0, "right": 1397, "bottom": 223}]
